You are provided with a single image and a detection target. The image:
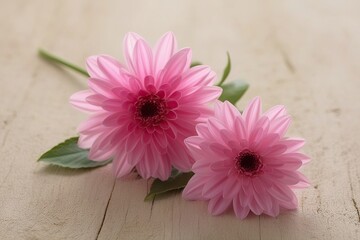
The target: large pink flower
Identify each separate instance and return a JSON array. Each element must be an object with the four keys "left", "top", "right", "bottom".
[
  {"left": 182, "top": 98, "right": 310, "bottom": 219},
  {"left": 70, "top": 32, "right": 222, "bottom": 180}
]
